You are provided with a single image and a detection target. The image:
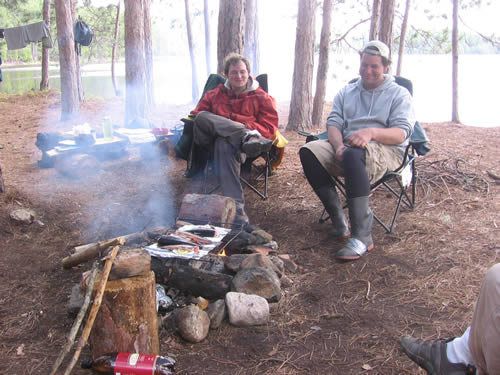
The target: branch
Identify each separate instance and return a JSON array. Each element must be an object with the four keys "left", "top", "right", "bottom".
[
  {"left": 333, "top": 17, "right": 371, "bottom": 48},
  {"left": 458, "top": 15, "right": 500, "bottom": 47}
]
